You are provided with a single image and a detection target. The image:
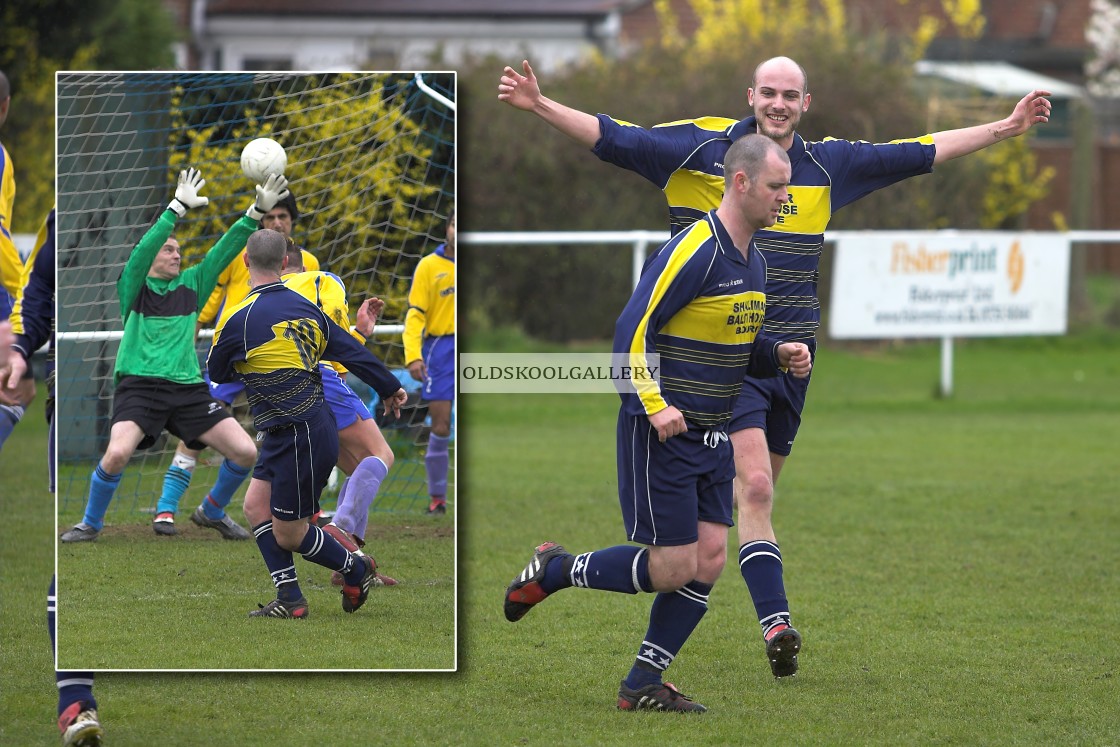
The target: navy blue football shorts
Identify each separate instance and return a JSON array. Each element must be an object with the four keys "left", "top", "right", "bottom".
[
  {"left": 254, "top": 407, "right": 340, "bottom": 521},
  {"left": 616, "top": 409, "right": 735, "bottom": 547},
  {"left": 320, "top": 364, "right": 371, "bottom": 431},
  {"left": 421, "top": 334, "right": 455, "bottom": 402},
  {"left": 111, "top": 376, "right": 234, "bottom": 450},
  {"left": 729, "top": 366, "right": 813, "bottom": 457}
]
